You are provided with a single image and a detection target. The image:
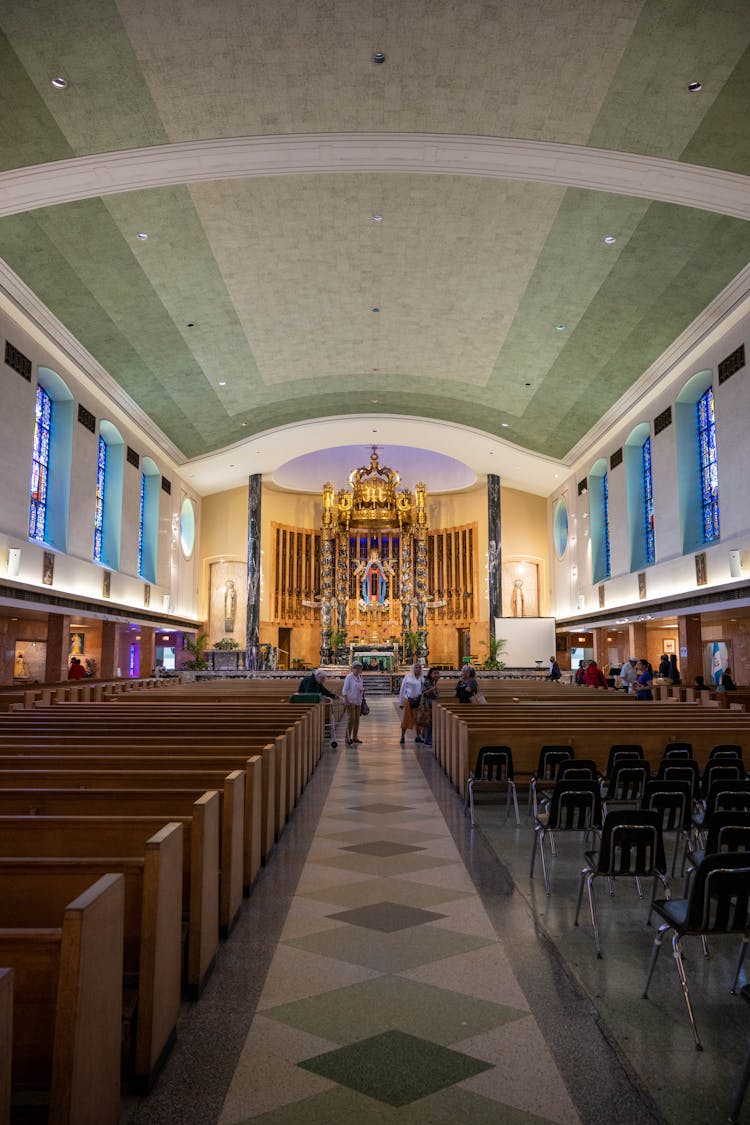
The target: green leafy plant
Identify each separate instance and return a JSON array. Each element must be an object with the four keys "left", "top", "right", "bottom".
[
  {"left": 480, "top": 634, "right": 507, "bottom": 670},
  {"left": 183, "top": 632, "right": 209, "bottom": 670},
  {"left": 213, "top": 637, "right": 240, "bottom": 650},
  {"left": 403, "top": 631, "right": 420, "bottom": 659},
  {"left": 329, "top": 629, "right": 348, "bottom": 651}
]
